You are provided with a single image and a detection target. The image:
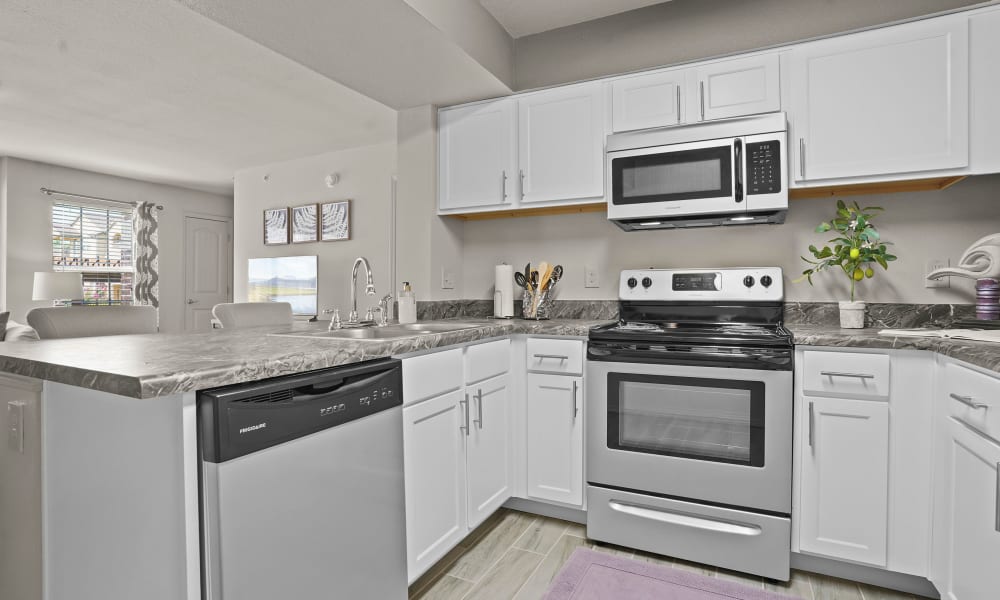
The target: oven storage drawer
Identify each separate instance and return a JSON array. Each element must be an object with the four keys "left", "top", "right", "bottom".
[
  {"left": 587, "top": 485, "right": 791, "bottom": 581},
  {"left": 802, "top": 350, "right": 890, "bottom": 400},
  {"left": 526, "top": 338, "right": 583, "bottom": 375}
]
